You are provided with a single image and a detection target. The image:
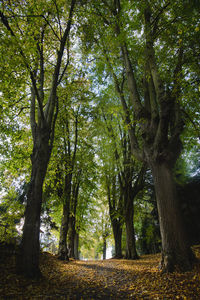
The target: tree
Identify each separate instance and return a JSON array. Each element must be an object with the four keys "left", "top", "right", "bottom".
[
  {"left": 0, "top": 189, "right": 24, "bottom": 244},
  {"left": 109, "top": 0, "right": 198, "bottom": 272},
  {"left": 103, "top": 117, "right": 143, "bottom": 259},
  {"left": 105, "top": 167, "right": 123, "bottom": 258},
  {"left": 68, "top": 169, "right": 81, "bottom": 259},
  {"left": 1, "top": 0, "right": 199, "bottom": 274},
  {"left": 43, "top": 80, "right": 97, "bottom": 260},
  {"left": 78, "top": 0, "right": 199, "bottom": 271},
  {"left": 96, "top": 109, "right": 124, "bottom": 258},
  {"left": 57, "top": 105, "right": 79, "bottom": 261},
  {"left": 1, "top": 0, "right": 76, "bottom": 277}
]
